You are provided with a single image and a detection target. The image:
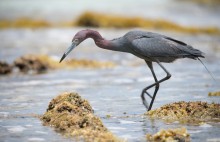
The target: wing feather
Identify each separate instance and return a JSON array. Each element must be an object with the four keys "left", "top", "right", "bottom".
[
  {"left": 130, "top": 37, "right": 186, "bottom": 58},
  {"left": 124, "top": 31, "right": 204, "bottom": 61}
]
